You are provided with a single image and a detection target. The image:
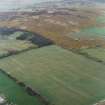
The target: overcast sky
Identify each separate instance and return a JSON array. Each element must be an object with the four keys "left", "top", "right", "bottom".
[{"left": 0, "top": 0, "right": 58, "bottom": 11}]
